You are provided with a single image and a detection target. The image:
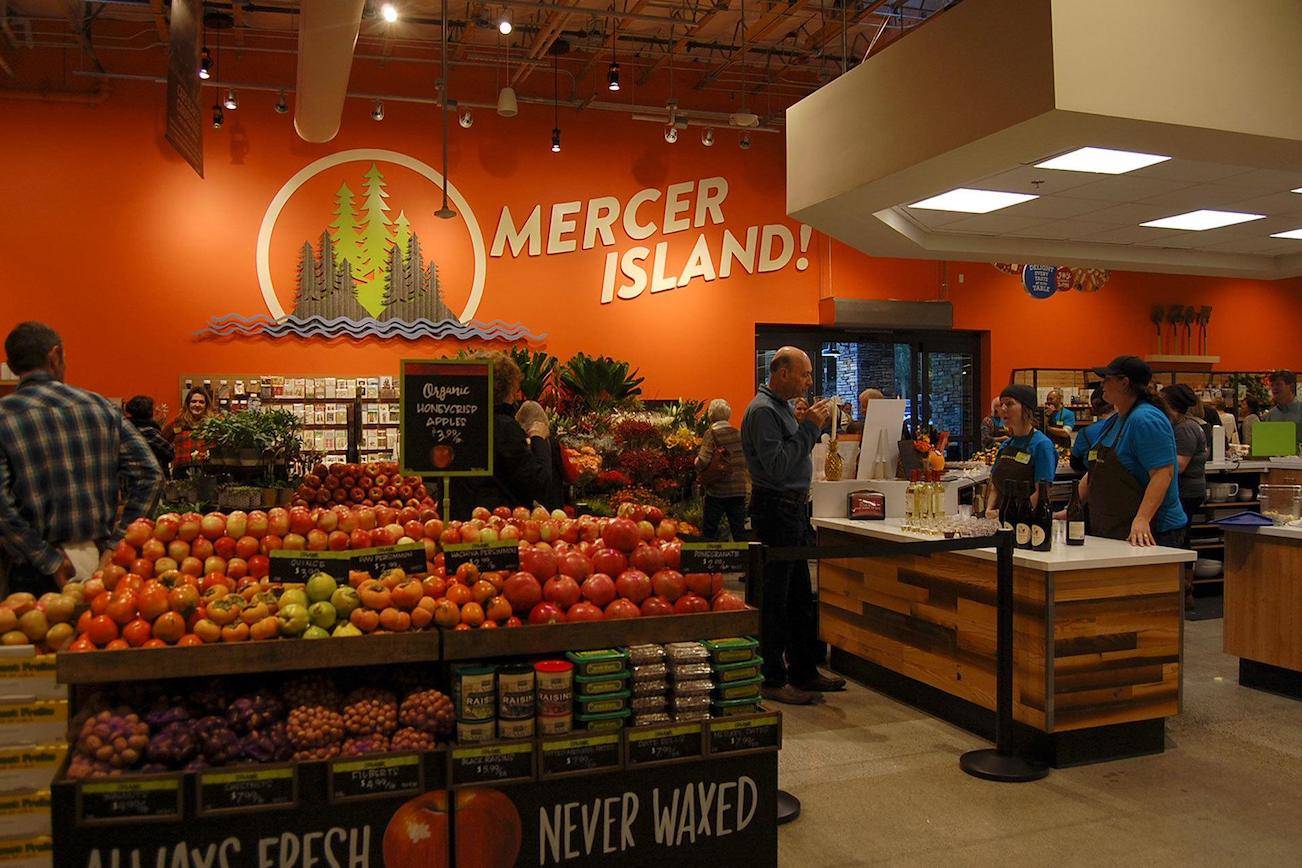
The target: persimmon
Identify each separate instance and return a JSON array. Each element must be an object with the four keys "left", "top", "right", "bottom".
[
  {"left": 350, "top": 608, "right": 380, "bottom": 633},
  {"left": 193, "top": 619, "right": 221, "bottom": 643},
  {"left": 104, "top": 638, "right": 130, "bottom": 651},
  {"left": 201, "top": 585, "right": 229, "bottom": 606},
  {"left": 455, "top": 563, "right": 480, "bottom": 585},
  {"left": 86, "top": 614, "right": 118, "bottom": 646},
  {"left": 176, "top": 633, "right": 203, "bottom": 647},
  {"left": 207, "top": 596, "right": 243, "bottom": 626},
  {"left": 453, "top": 623, "right": 472, "bottom": 631},
  {"left": 390, "top": 580, "right": 424, "bottom": 611},
  {"left": 479, "top": 619, "right": 498, "bottom": 629},
  {"left": 105, "top": 592, "right": 138, "bottom": 626},
  {"left": 379, "top": 608, "right": 411, "bottom": 632},
  {"left": 358, "top": 581, "right": 392, "bottom": 610},
  {"left": 485, "top": 596, "right": 512, "bottom": 623},
  {"left": 168, "top": 585, "right": 199, "bottom": 617},
  {"left": 68, "top": 636, "right": 95, "bottom": 652},
  {"left": 151, "top": 611, "right": 186, "bottom": 644},
  {"left": 249, "top": 616, "right": 279, "bottom": 641},
  {"left": 121, "top": 618, "right": 152, "bottom": 647},
  {"left": 421, "top": 575, "right": 446, "bottom": 600},
  {"left": 459, "top": 602, "right": 485, "bottom": 628},
  {"left": 221, "top": 622, "right": 250, "bottom": 643},
  {"left": 410, "top": 606, "right": 433, "bottom": 629},
  {"left": 445, "top": 582, "right": 473, "bottom": 607},
  {"left": 240, "top": 601, "right": 270, "bottom": 625},
  {"left": 142, "top": 638, "right": 167, "bottom": 648},
  {"left": 433, "top": 599, "right": 460, "bottom": 629},
  {"left": 470, "top": 580, "right": 496, "bottom": 606},
  {"left": 75, "top": 610, "right": 94, "bottom": 636}
]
